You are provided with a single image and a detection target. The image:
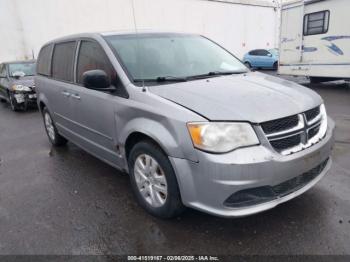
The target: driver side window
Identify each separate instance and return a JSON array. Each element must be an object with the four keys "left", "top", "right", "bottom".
[{"left": 76, "top": 41, "right": 116, "bottom": 85}]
